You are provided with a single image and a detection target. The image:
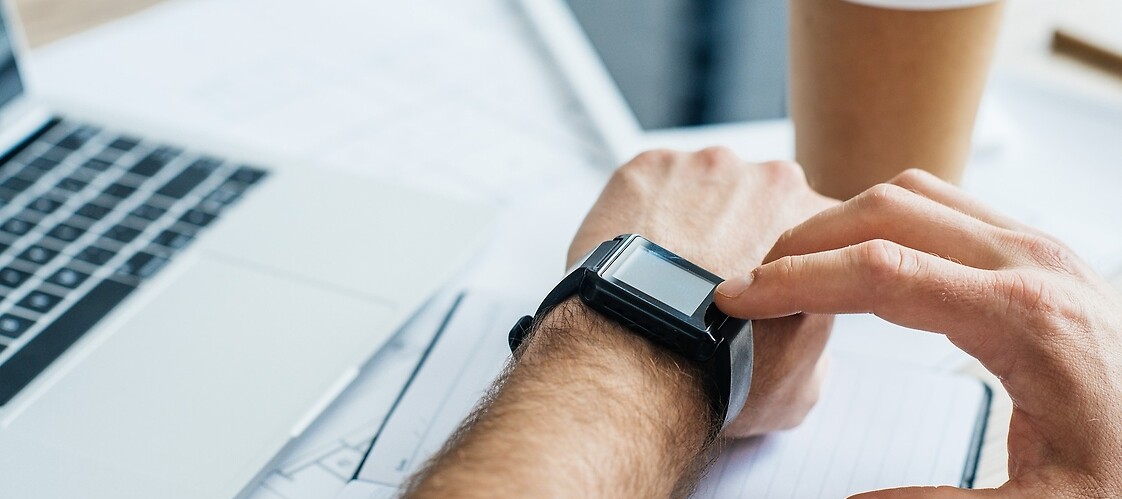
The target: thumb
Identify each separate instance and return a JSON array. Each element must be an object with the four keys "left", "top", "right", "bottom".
[{"left": 850, "top": 486, "right": 1000, "bottom": 499}]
